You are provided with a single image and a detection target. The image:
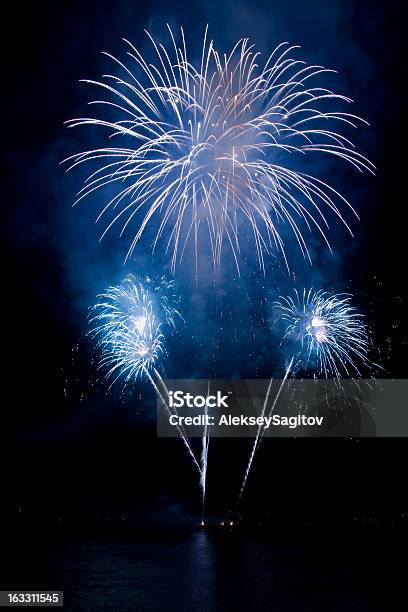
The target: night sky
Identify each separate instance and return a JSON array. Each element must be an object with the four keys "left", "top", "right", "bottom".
[{"left": 2, "top": 0, "right": 407, "bottom": 537}]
